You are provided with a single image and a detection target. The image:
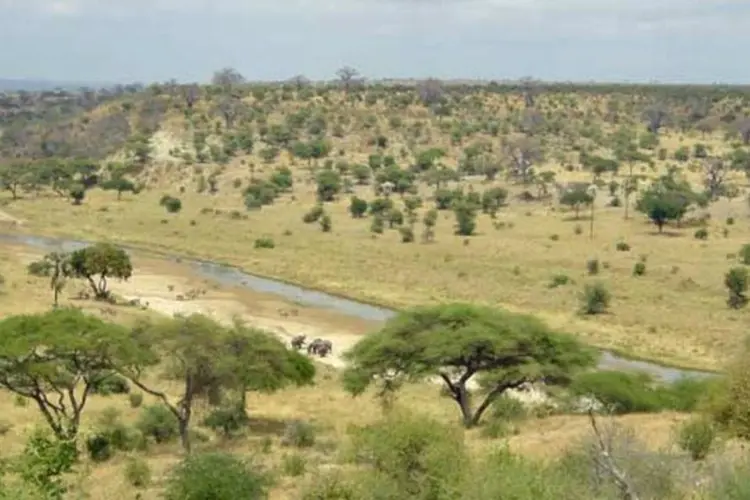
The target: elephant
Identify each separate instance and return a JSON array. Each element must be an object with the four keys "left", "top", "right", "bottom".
[
  {"left": 291, "top": 334, "right": 307, "bottom": 350},
  {"left": 307, "top": 338, "right": 333, "bottom": 357}
]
